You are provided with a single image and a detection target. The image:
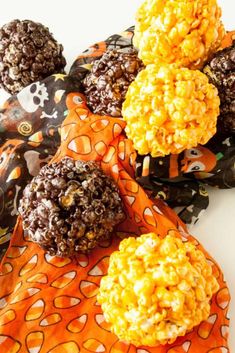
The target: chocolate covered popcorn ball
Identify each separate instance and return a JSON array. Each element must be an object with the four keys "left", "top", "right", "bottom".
[
  {"left": 0, "top": 19, "right": 66, "bottom": 94},
  {"left": 82, "top": 49, "right": 144, "bottom": 116},
  {"left": 19, "top": 157, "right": 124, "bottom": 257},
  {"left": 134, "top": 0, "right": 225, "bottom": 69},
  {"left": 122, "top": 64, "right": 220, "bottom": 157},
  {"left": 204, "top": 42, "right": 235, "bottom": 134},
  {"left": 98, "top": 232, "right": 219, "bottom": 347}
]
